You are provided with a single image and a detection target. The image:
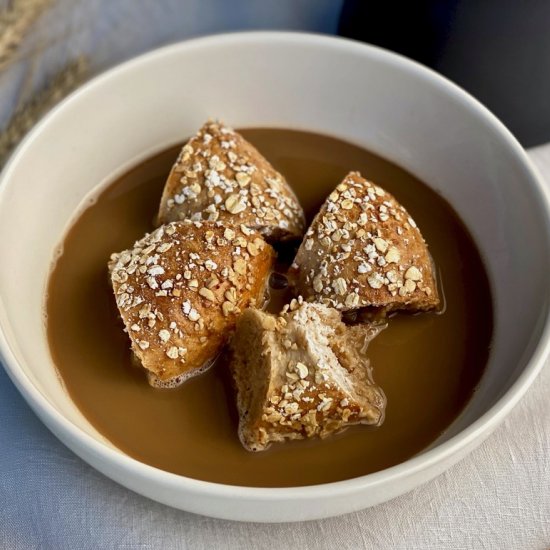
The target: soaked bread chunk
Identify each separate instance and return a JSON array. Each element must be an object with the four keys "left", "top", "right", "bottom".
[
  {"left": 109, "top": 220, "right": 275, "bottom": 387},
  {"left": 157, "top": 120, "right": 305, "bottom": 242},
  {"left": 230, "top": 300, "right": 386, "bottom": 451},
  {"left": 288, "top": 171, "right": 439, "bottom": 312}
]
